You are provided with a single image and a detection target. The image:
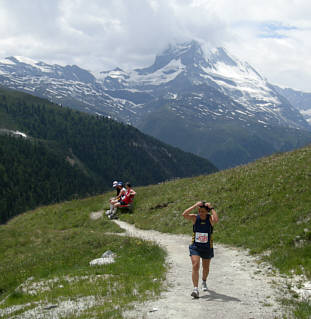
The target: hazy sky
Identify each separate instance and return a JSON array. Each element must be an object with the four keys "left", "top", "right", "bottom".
[{"left": 0, "top": 0, "right": 310, "bottom": 92}]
